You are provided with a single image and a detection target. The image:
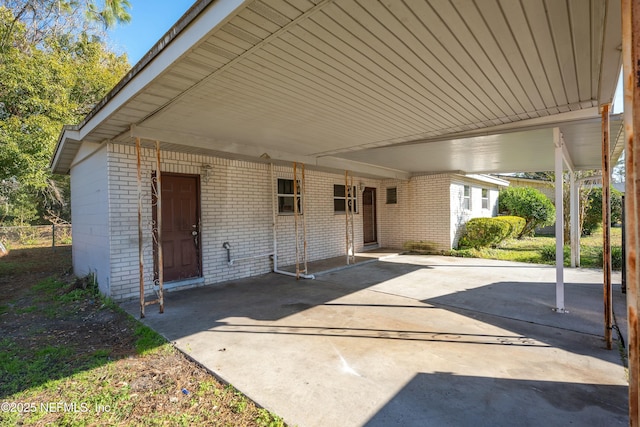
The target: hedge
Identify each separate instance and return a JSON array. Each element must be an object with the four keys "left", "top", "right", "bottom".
[
  {"left": 493, "top": 216, "right": 526, "bottom": 239},
  {"left": 458, "top": 217, "right": 511, "bottom": 249},
  {"left": 498, "top": 187, "right": 555, "bottom": 237}
]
